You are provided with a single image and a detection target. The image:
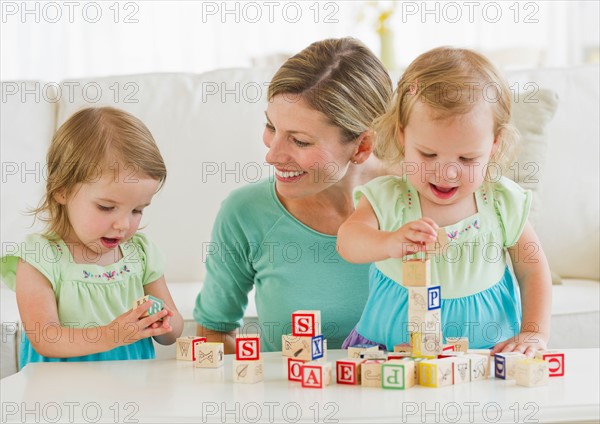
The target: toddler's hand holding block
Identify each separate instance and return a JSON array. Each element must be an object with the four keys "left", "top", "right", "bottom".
[{"left": 133, "top": 295, "right": 163, "bottom": 318}]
